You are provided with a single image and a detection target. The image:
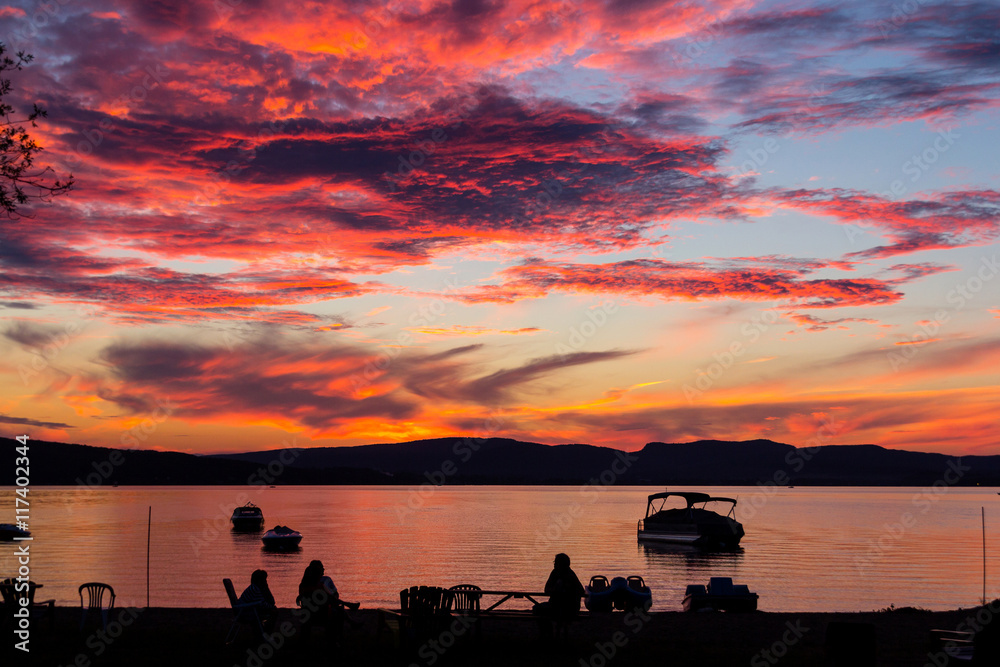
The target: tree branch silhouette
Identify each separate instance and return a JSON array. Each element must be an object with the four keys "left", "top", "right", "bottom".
[{"left": 1, "top": 43, "right": 73, "bottom": 218}]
